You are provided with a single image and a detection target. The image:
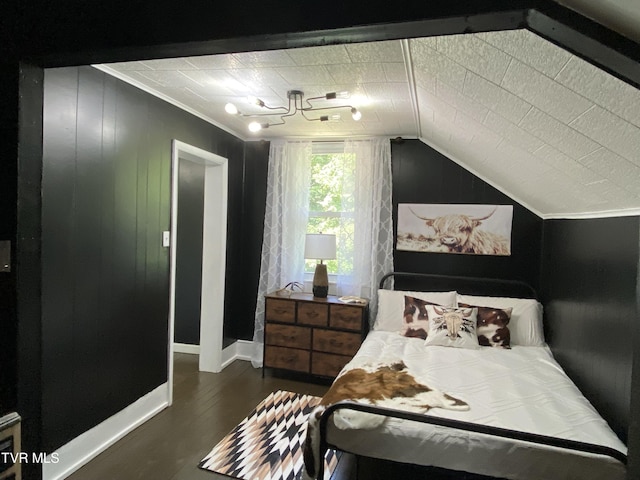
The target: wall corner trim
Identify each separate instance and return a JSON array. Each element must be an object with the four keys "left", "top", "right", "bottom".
[
  {"left": 42, "top": 383, "right": 169, "bottom": 480},
  {"left": 221, "top": 340, "right": 254, "bottom": 369}
]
